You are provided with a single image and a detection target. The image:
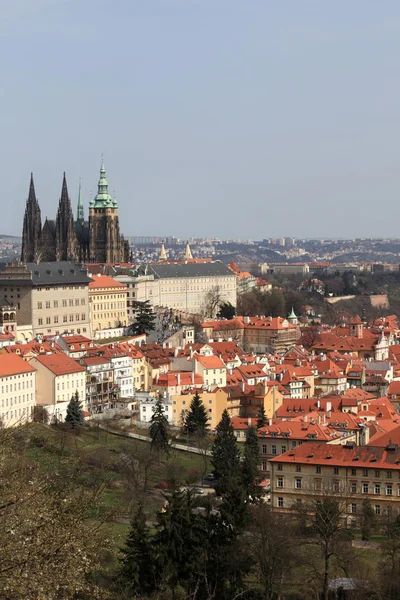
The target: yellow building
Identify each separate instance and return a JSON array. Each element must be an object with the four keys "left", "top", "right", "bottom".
[
  {"left": 89, "top": 275, "right": 128, "bottom": 333},
  {"left": 170, "top": 388, "right": 228, "bottom": 430}
]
